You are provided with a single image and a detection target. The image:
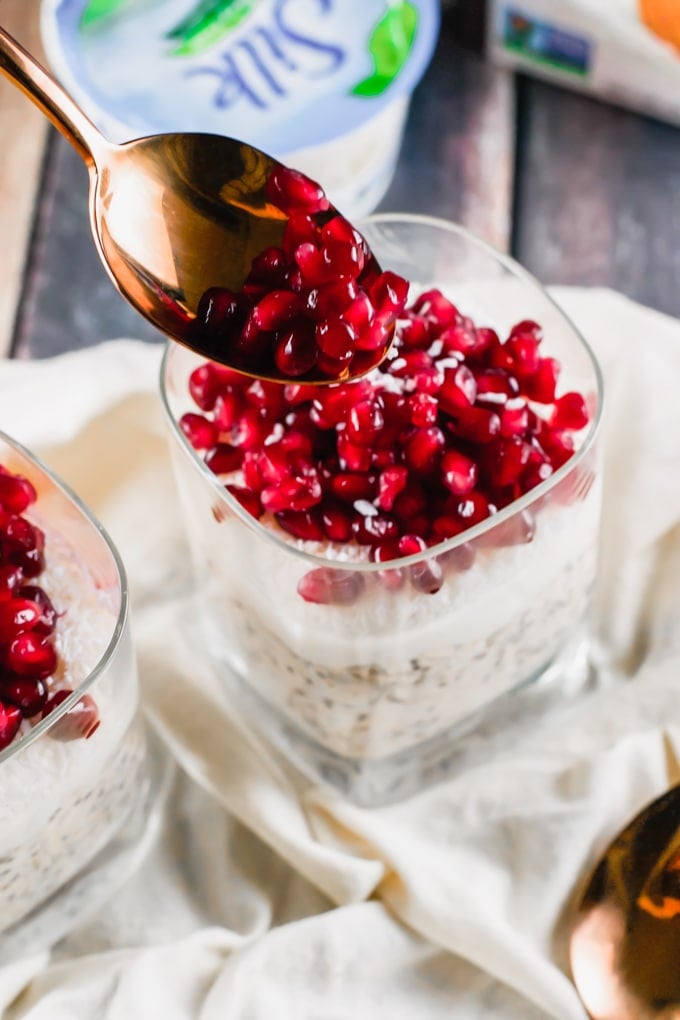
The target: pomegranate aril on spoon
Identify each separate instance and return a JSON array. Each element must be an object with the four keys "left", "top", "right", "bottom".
[{"left": 193, "top": 167, "right": 407, "bottom": 384}]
